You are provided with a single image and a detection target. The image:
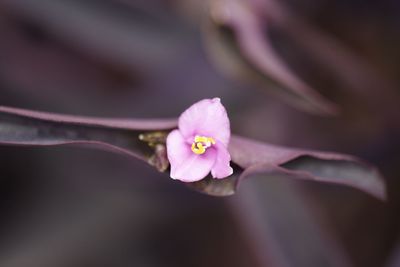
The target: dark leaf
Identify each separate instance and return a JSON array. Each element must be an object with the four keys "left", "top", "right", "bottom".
[
  {"left": 259, "top": 0, "right": 400, "bottom": 122},
  {"left": 387, "top": 240, "right": 400, "bottom": 267},
  {"left": 228, "top": 177, "right": 353, "bottom": 267},
  {"left": 0, "top": 106, "right": 177, "bottom": 170},
  {"left": 0, "top": 106, "right": 385, "bottom": 199},
  {"left": 187, "top": 169, "right": 239, "bottom": 197},
  {"left": 190, "top": 135, "right": 386, "bottom": 200}
]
